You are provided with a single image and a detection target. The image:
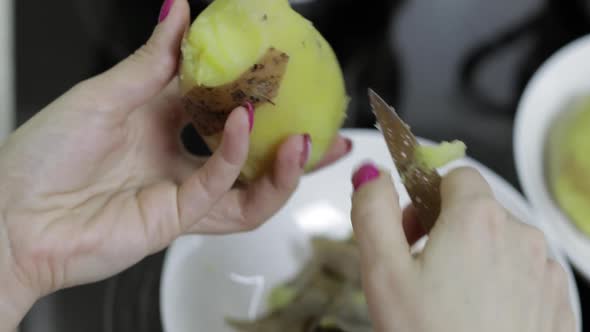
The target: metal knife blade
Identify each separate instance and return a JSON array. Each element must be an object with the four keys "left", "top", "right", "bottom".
[{"left": 368, "top": 88, "right": 441, "bottom": 231}]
